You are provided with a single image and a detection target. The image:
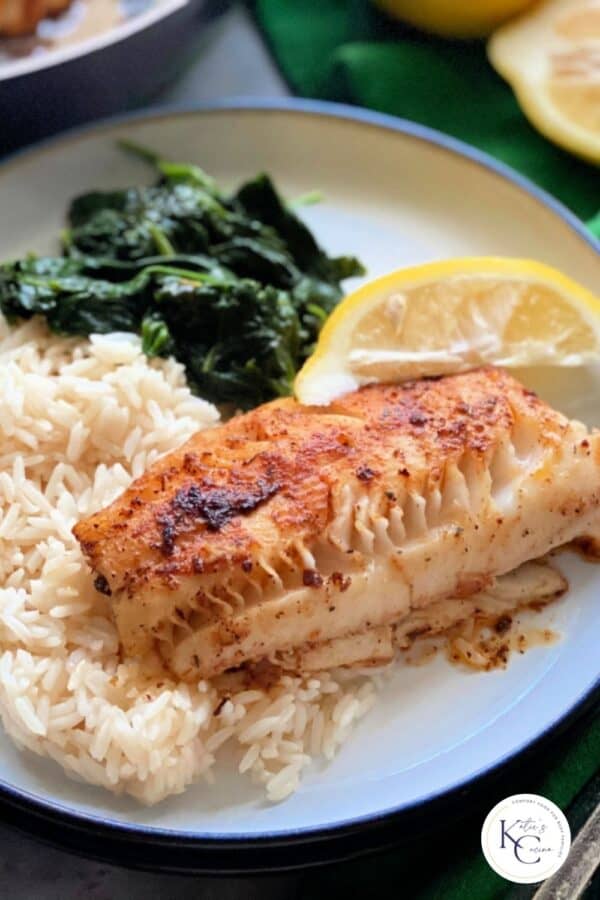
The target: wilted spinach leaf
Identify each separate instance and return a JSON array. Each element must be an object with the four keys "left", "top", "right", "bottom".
[{"left": 0, "top": 142, "right": 365, "bottom": 407}]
